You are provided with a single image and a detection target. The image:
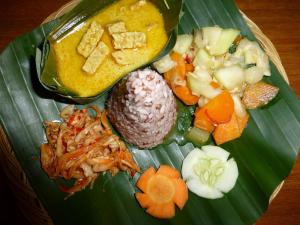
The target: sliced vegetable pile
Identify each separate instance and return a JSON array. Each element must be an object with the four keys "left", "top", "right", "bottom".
[
  {"left": 153, "top": 26, "right": 279, "bottom": 145},
  {"left": 135, "top": 165, "right": 188, "bottom": 219}
]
